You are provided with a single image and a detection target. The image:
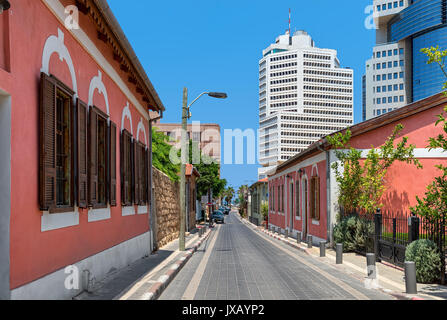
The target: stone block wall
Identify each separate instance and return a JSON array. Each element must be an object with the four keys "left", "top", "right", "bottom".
[{"left": 153, "top": 167, "right": 180, "bottom": 248}]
